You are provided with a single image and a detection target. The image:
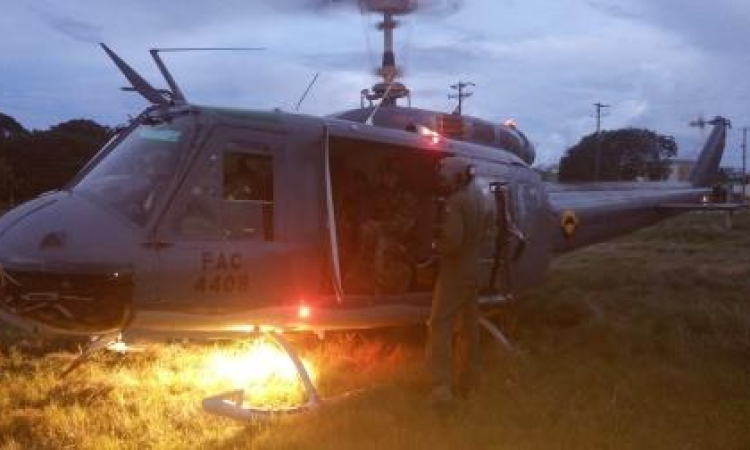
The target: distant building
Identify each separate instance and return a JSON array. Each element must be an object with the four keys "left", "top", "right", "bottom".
[
  {"left": 667, "top": 158, "right": 694, "bottom": 182},
  {"left": 720, "top": 167, "right": 749, "bottom": 201}
]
